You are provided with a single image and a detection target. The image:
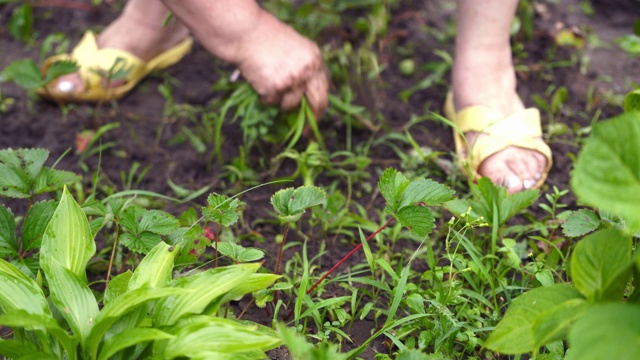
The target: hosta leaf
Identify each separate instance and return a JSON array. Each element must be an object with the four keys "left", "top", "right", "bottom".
[
  {"left": 104, "top": 270, "right": 132, "bottom": 304},
  {"left": 98, "top": 327, "right": 173, "bottom": 360},
  {"left": 154, "top": 263, "right": 260, "bottom": 327},
  {"left": 0, "top": 310, "right": 77, "bottom": 360},
  {"left": 0, "top": 258, "right": 50, "bottom": 315},
  {"left": 0, "top": 205, "right": 17, "bottom": 257},
  {"left": 21, "top": 199, "right": 57, "bottom": 252},
  {"left": 395, "top": 205, "right": 435, "bottom": 237},
  {"left": 41, "top": 257, "right": 99, "bottom": 344},
  {"left": 271, "top": 186, "right": 325, "bottom": 223},
  {"left": 571, "top": 112, "right": 640, "bottom": 232},
  {"left": 0, "top": 339, "right": 40, "bottom": 359},
  {"left": 398, "top": 178, "right": 455, "bottom": 208},
  {"left": 40, "top": 186, "right": 95, "bottom": 281},
  {"left": 221, "top": 273, "right": 281, "bottom": 303},
  {"left": 562, "top": 209, "right": 600, "bottom": 238},
  {"left": 378, "top": 168, "right": 410, "bottom": 212},
  {"left": 567, "top": 303, "right": 640, "bottom": 360},
  {"left": 128, "top": 241, "right": 176, "bottom": 290},
  {"left": 87, "top": 287, "right": 186, "bottom": 359},
  {"left": 163, "top": 316, "right": 280, "bottom": 358},
  {"left": 485, "top": 284, "right": 583, "bottom": 354},
  {"left": 202, "top": 193, "right": 241, "bottom": 227},
  {"left": 571, "top": 228, "right": 632, "bottom": 301}
]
